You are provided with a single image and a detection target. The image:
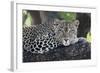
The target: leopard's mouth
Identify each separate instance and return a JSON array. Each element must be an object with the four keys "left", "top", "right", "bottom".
[{"left": 62, "top": 39, "right": 70, "bottom": 46}]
